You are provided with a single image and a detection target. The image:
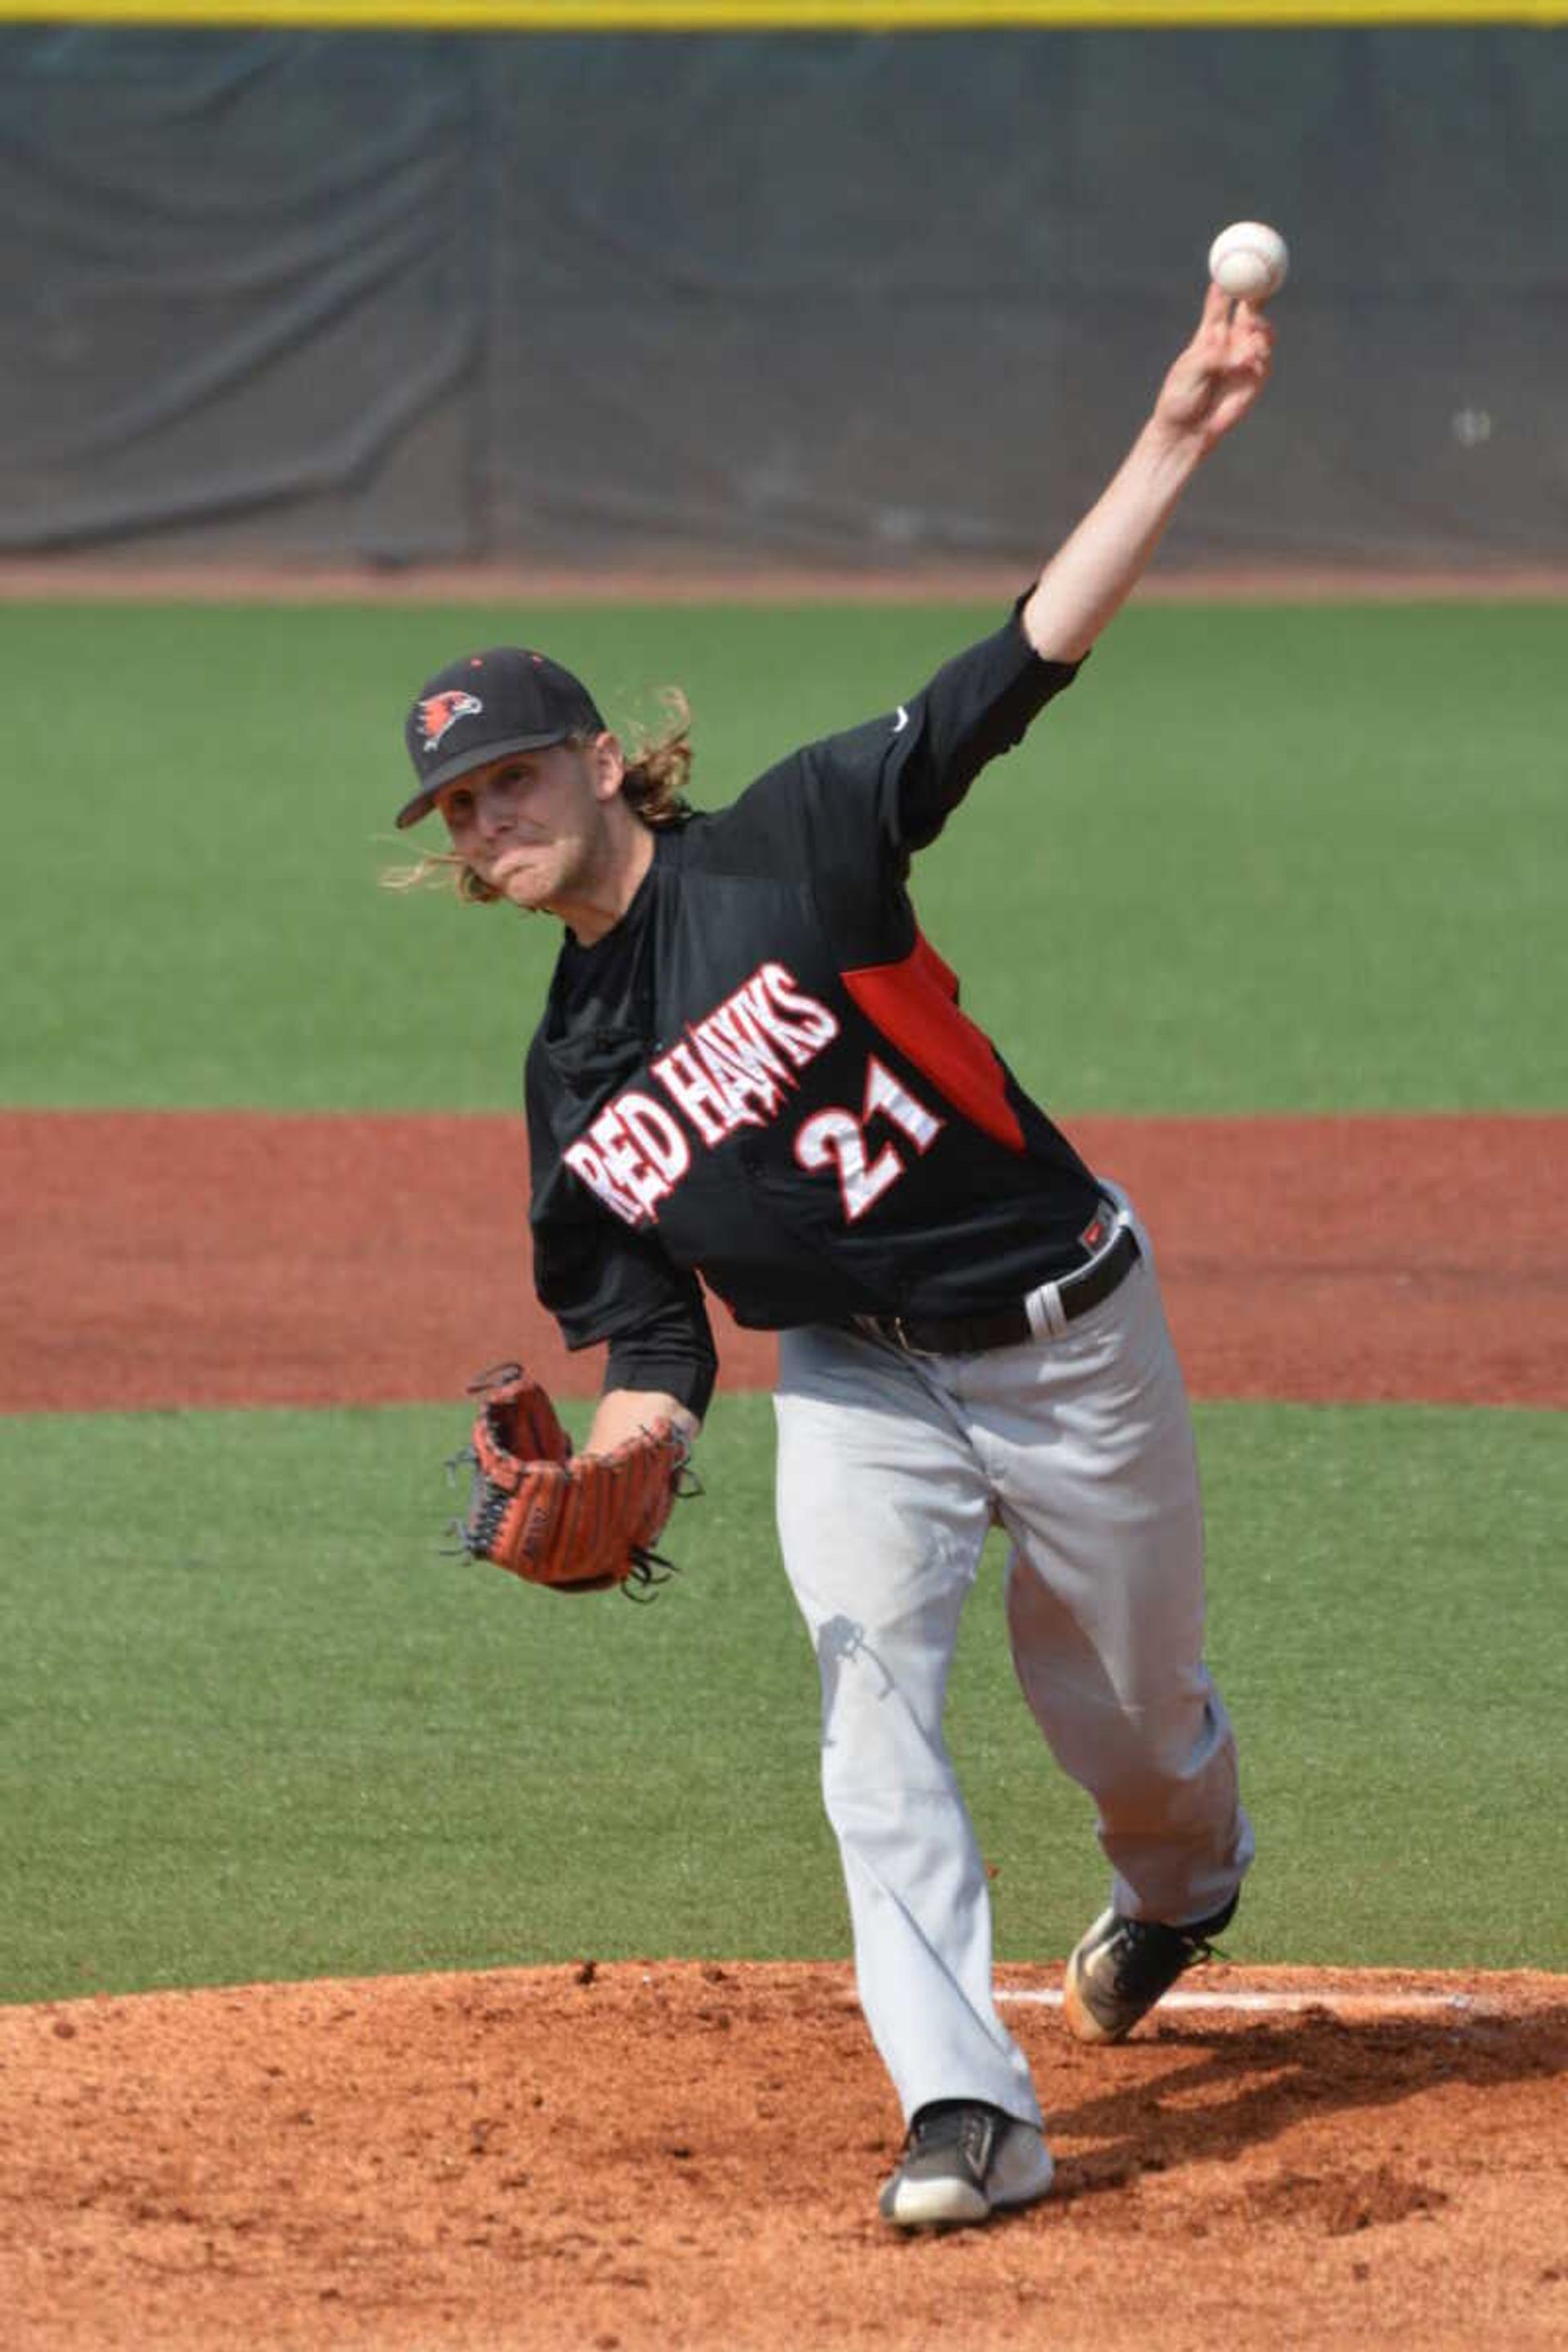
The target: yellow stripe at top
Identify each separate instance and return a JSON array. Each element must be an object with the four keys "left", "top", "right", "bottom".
[{"left": 2, "top": 2, "right": 1565, "bottom": 33}]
